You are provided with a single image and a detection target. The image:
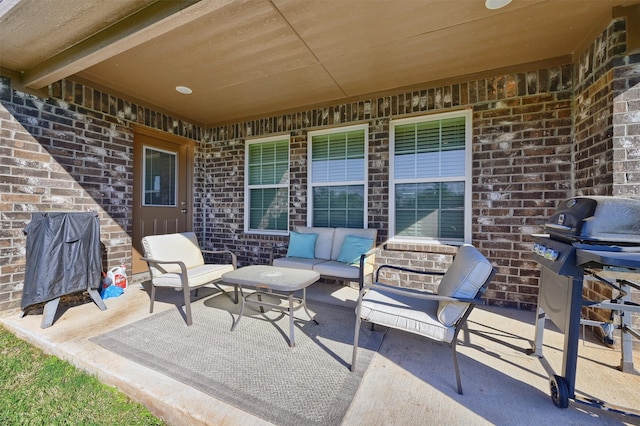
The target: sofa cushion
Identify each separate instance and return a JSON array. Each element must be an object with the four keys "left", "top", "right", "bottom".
[
  {"left": 286, "top": 231, "right": 317, "bottom": 259},
  {"left": 142, "top": 232, "right": 205, "bottom": 276},
  {"left": 331, "top": 228, "right": 377, "bottom": 263},
  {"left": 437, "top": 244, "right": 493, "bottom": 327},
  {"left": 312, "top": 260, "right": 374, "bottom": 281},
  {"left": 273, "top": 257, "right": 327, "bottom": 271},
  {"left": 296, "top": 226, "right": 335, "bottom": 260},
  {"left": 337, "top": 235, "right": 375, "bottom": 264}
]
